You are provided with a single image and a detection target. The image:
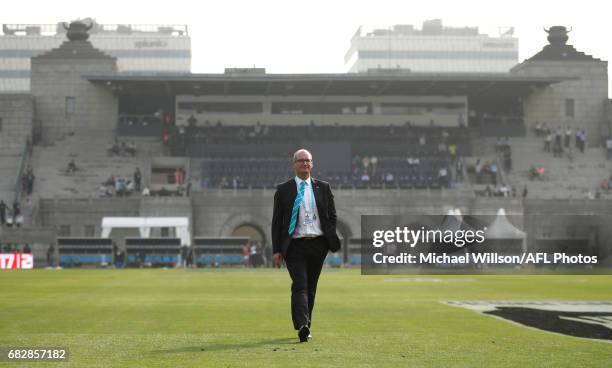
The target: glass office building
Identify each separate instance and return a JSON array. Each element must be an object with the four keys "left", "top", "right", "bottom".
[{"left": 345, "top": 19, "right": 518, "bottom": 74}]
